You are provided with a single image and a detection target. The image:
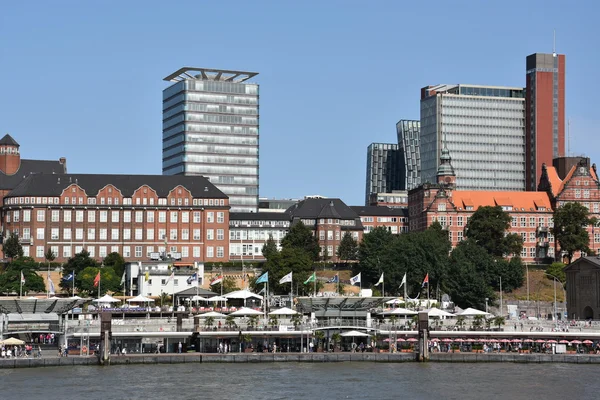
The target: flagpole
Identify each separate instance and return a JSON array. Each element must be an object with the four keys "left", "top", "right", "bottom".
[
  {"left": 382, "top": 272, "right": 385, "bottom": 298},
  {"left": 313, "top": 272, "right": 316, "bottom": 296},
  {"left": 98, "top": 272, "right": 101, "bottom": 299},
  {"left": 20, "top": 271, "right": 23, "bottom": 299},
  {"left": 404, "top": 274, "right": 407, "bottom": 309},
  {"left": 73, "top": 270, "right": 75, "bottom": 297},
  {"left": 427, "top": 275, "right": 430, "bottom": 307}
]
